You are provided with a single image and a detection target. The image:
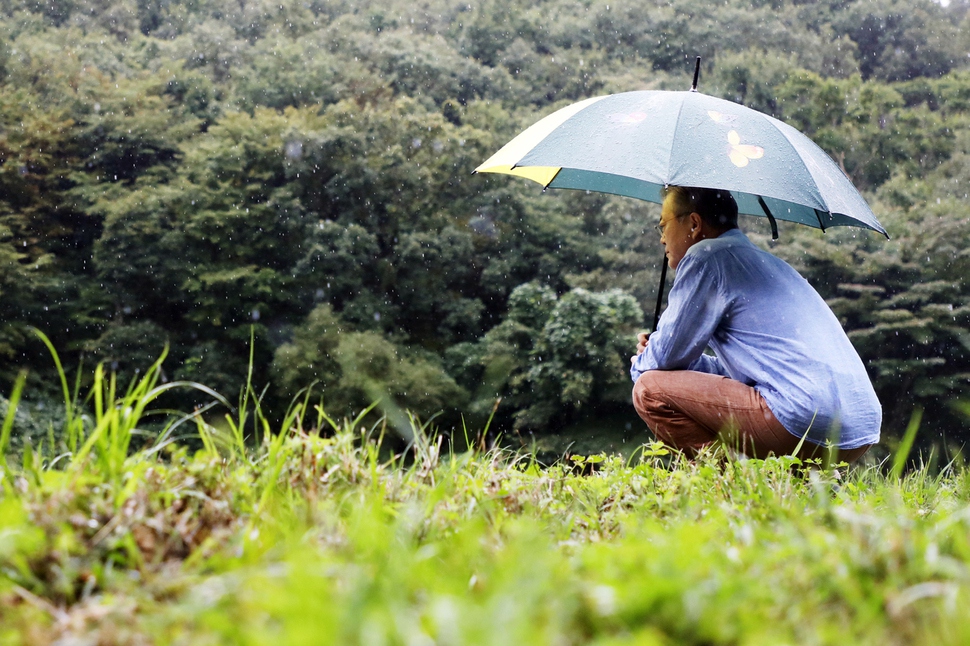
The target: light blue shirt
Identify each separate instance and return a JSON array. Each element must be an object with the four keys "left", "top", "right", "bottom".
[{"left": 631, "top": 229, "right": 881, "bottom": 449}]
